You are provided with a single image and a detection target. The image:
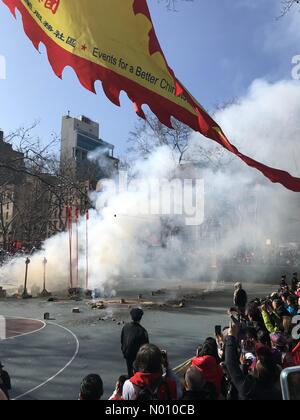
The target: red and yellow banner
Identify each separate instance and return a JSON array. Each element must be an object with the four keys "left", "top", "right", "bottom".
[{"left": 3, "top": 0, "right": 300, "bottom": 191}]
